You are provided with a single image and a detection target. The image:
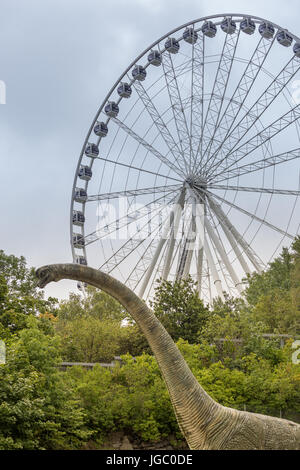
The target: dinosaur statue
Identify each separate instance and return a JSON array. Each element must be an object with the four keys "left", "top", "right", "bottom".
[{"left": 36, "top": 264, "right": 300, "bottom": 450}]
